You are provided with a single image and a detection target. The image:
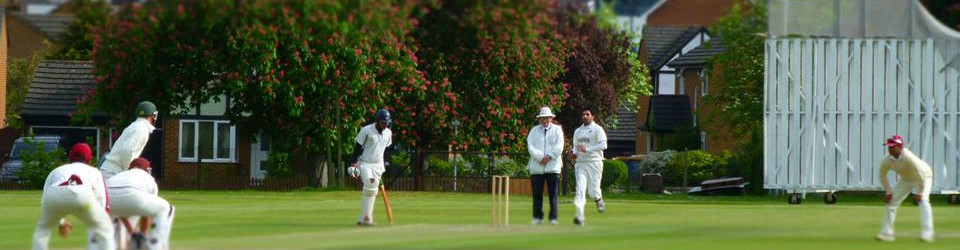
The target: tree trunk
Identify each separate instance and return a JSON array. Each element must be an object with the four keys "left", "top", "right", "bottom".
[
  {"left": 414, "top": 148, "right": 424, "bottom": 191},
  {"left": 306, "top": 151, "right": 324, "bottom": 188}
]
